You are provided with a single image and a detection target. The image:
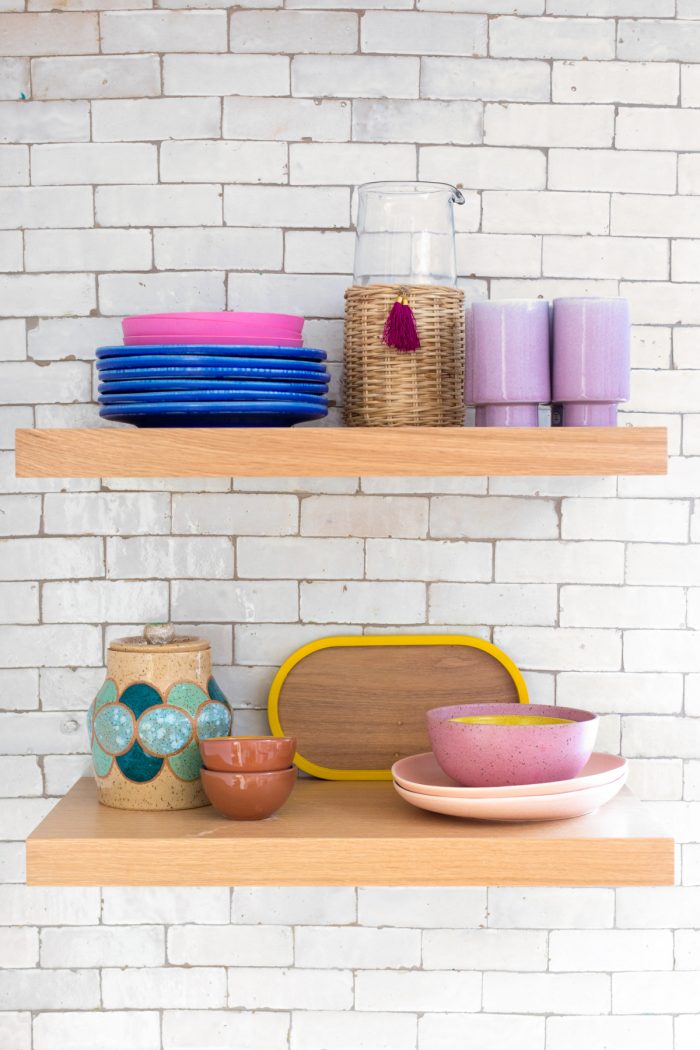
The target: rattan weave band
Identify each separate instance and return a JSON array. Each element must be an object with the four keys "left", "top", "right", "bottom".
[{"left": 343, "top": 284, "right": 465, "bottom": 427}]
